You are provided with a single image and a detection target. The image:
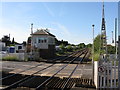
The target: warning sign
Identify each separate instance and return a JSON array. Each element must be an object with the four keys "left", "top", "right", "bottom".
[{"left": 98, "top": 66, "right": 105, "bottom": 73}]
